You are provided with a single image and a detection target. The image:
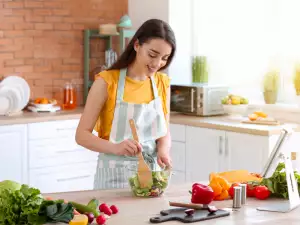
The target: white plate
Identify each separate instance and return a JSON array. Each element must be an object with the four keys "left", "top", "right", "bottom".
[
  {"left": 1, "top": 75, "right": 30, "bottom": 110},
  {"left": 0, "top": 87, "right": 13, "bottom": 115}
]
